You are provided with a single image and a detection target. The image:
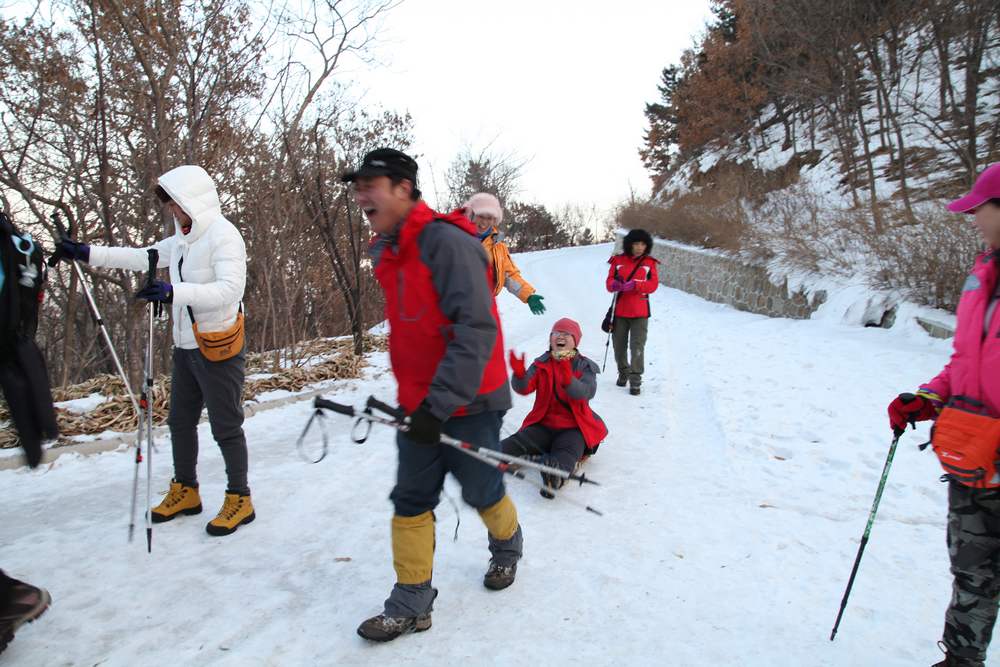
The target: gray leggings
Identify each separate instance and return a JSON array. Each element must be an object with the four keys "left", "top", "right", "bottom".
[
  {"left": 612, "top": 316, "right": 649, "bottom": 386},
  {"left": 168, "top": 347, "right": 249, "bottom": 494}
]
